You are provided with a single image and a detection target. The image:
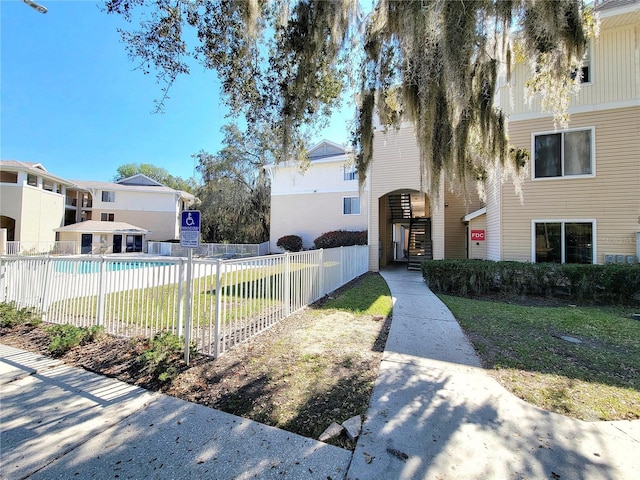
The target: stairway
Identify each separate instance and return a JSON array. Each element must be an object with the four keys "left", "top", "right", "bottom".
[
  {"left": 388, "top": 193, "right": 412, "bottom": 221},
  {"left": 407, "top": 217, "right": 432, "bottom": 271}
]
